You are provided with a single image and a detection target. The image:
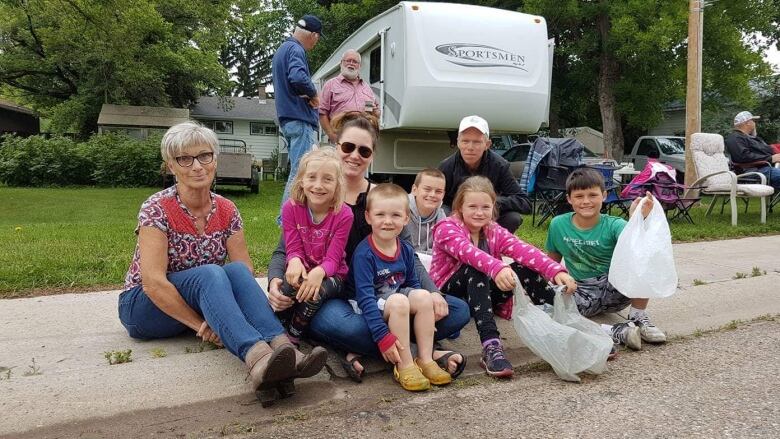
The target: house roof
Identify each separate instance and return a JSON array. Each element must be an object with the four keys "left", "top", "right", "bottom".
[
  {"left": 0, "top": 99, "right": 37, "bottom": 116},
  {"left": 190, "top": 96, "right": 277, "bottom": 122},
  {"left": 97, "top": 104, "right": 190, "bottom": 127}
]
